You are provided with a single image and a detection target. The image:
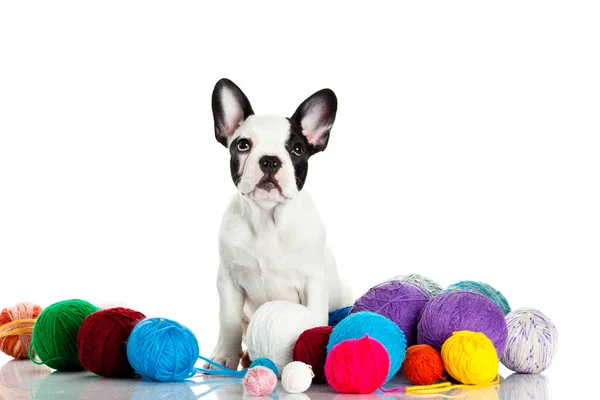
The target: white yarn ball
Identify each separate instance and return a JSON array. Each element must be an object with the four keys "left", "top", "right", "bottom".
[
  {"left": 247, "top": 301, "right": 316, "bottom": 376},
  {"left": 501, "top": 308, "right": 558, "bottom": 373},
  {"left": 282, "top": 362, "right": 314, "bottom": 394}
]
